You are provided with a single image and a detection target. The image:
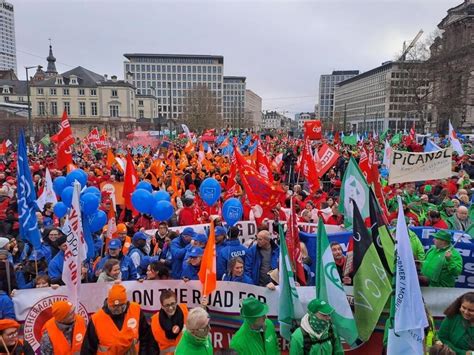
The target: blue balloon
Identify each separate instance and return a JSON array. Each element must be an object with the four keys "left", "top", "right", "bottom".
[
  {"left": 61, "top": 186, "right": 74, "bottom": 207},
  {"left": 153, "top": 190, "right": 171, "bottom": 202},
  {"left": 53, "top": 176, "right": 67, "bottom": 196},
  {"left": 151, "top": 200, "right": 174, "bottom": 221},
  {"left": 222, "top": 198, "right": 243, "bottom": 226},
  {"left": 83, "top": 186, "right": 101, "bottom": 199},
  {"left": 199, "top": 178, "right": 221, "bottom": 206},
  {"left": 131, "top": 189, "right": 154, "bottom": 214},
  {"left": 80, "top": 193, "right": 100, "bottom": 216},
  {"left": 53, "top": 202, "right": 68, "bottom": 218},
  {"left": 136, "top": 181, "right": 153, "bottom": 193},
  {"left": 66, "top": 169, "right": 87, "bottom": 188},
  {"left": 89, "top": 210, "right": 107, "bottom": 233}
]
